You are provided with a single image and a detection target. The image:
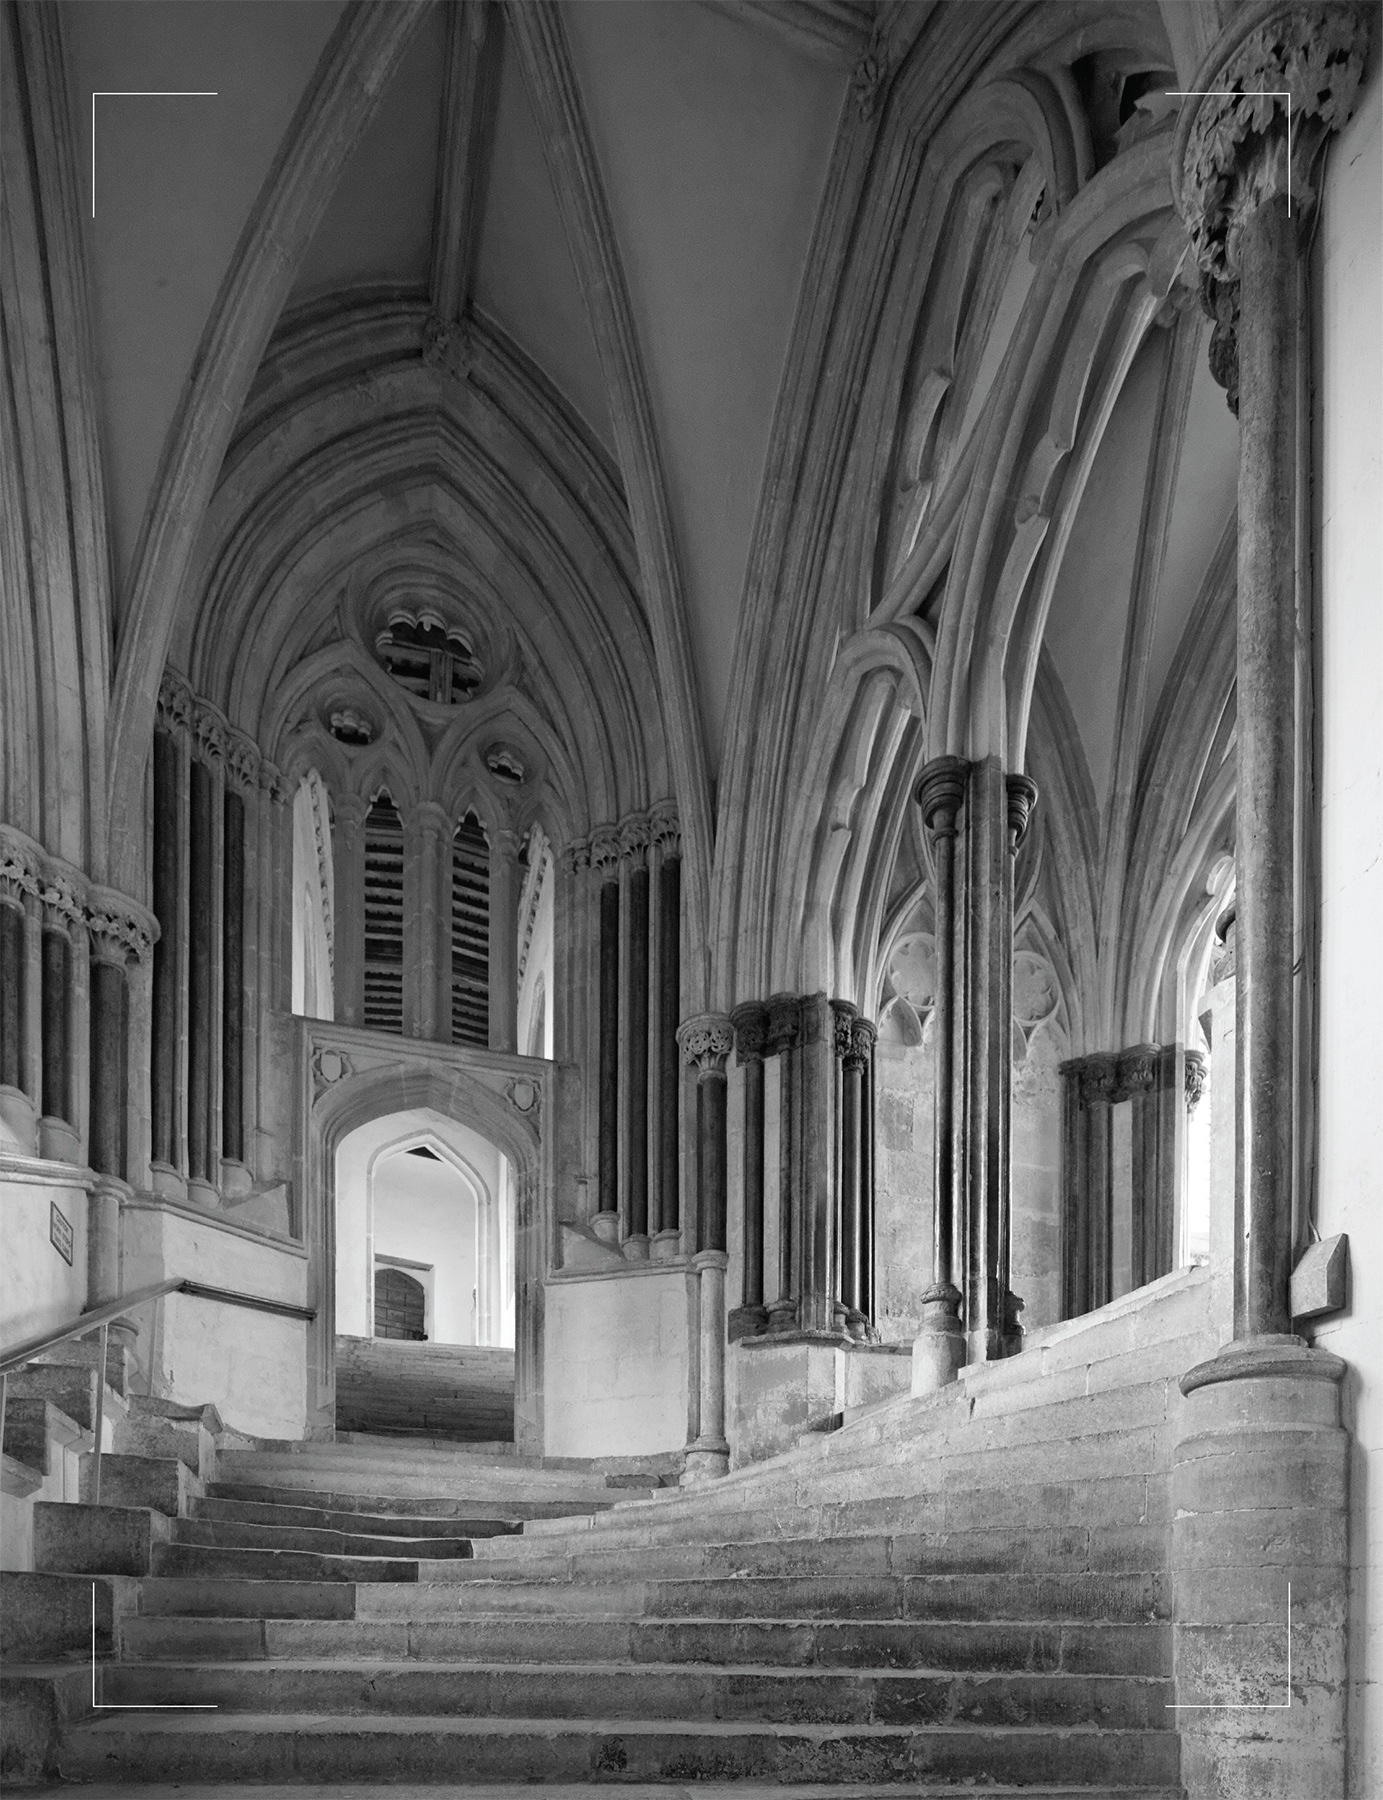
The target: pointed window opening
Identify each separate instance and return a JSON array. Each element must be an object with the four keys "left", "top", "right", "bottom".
[{"left": 451, "top": 813, "right": 490, "bottom": 1047}]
